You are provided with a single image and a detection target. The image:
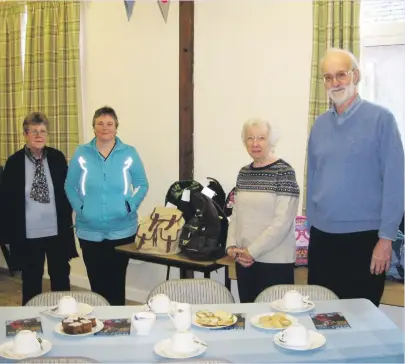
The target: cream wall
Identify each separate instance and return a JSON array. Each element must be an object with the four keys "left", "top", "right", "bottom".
[
  {"left": 0, "top": 0, "right": 313, "bottom": 302},
  {"left": 71, "top": 0, "right": 181, "bottom": 300},
  {"left": 194, "top": 0, "right": 312, "bottom": 198}
]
